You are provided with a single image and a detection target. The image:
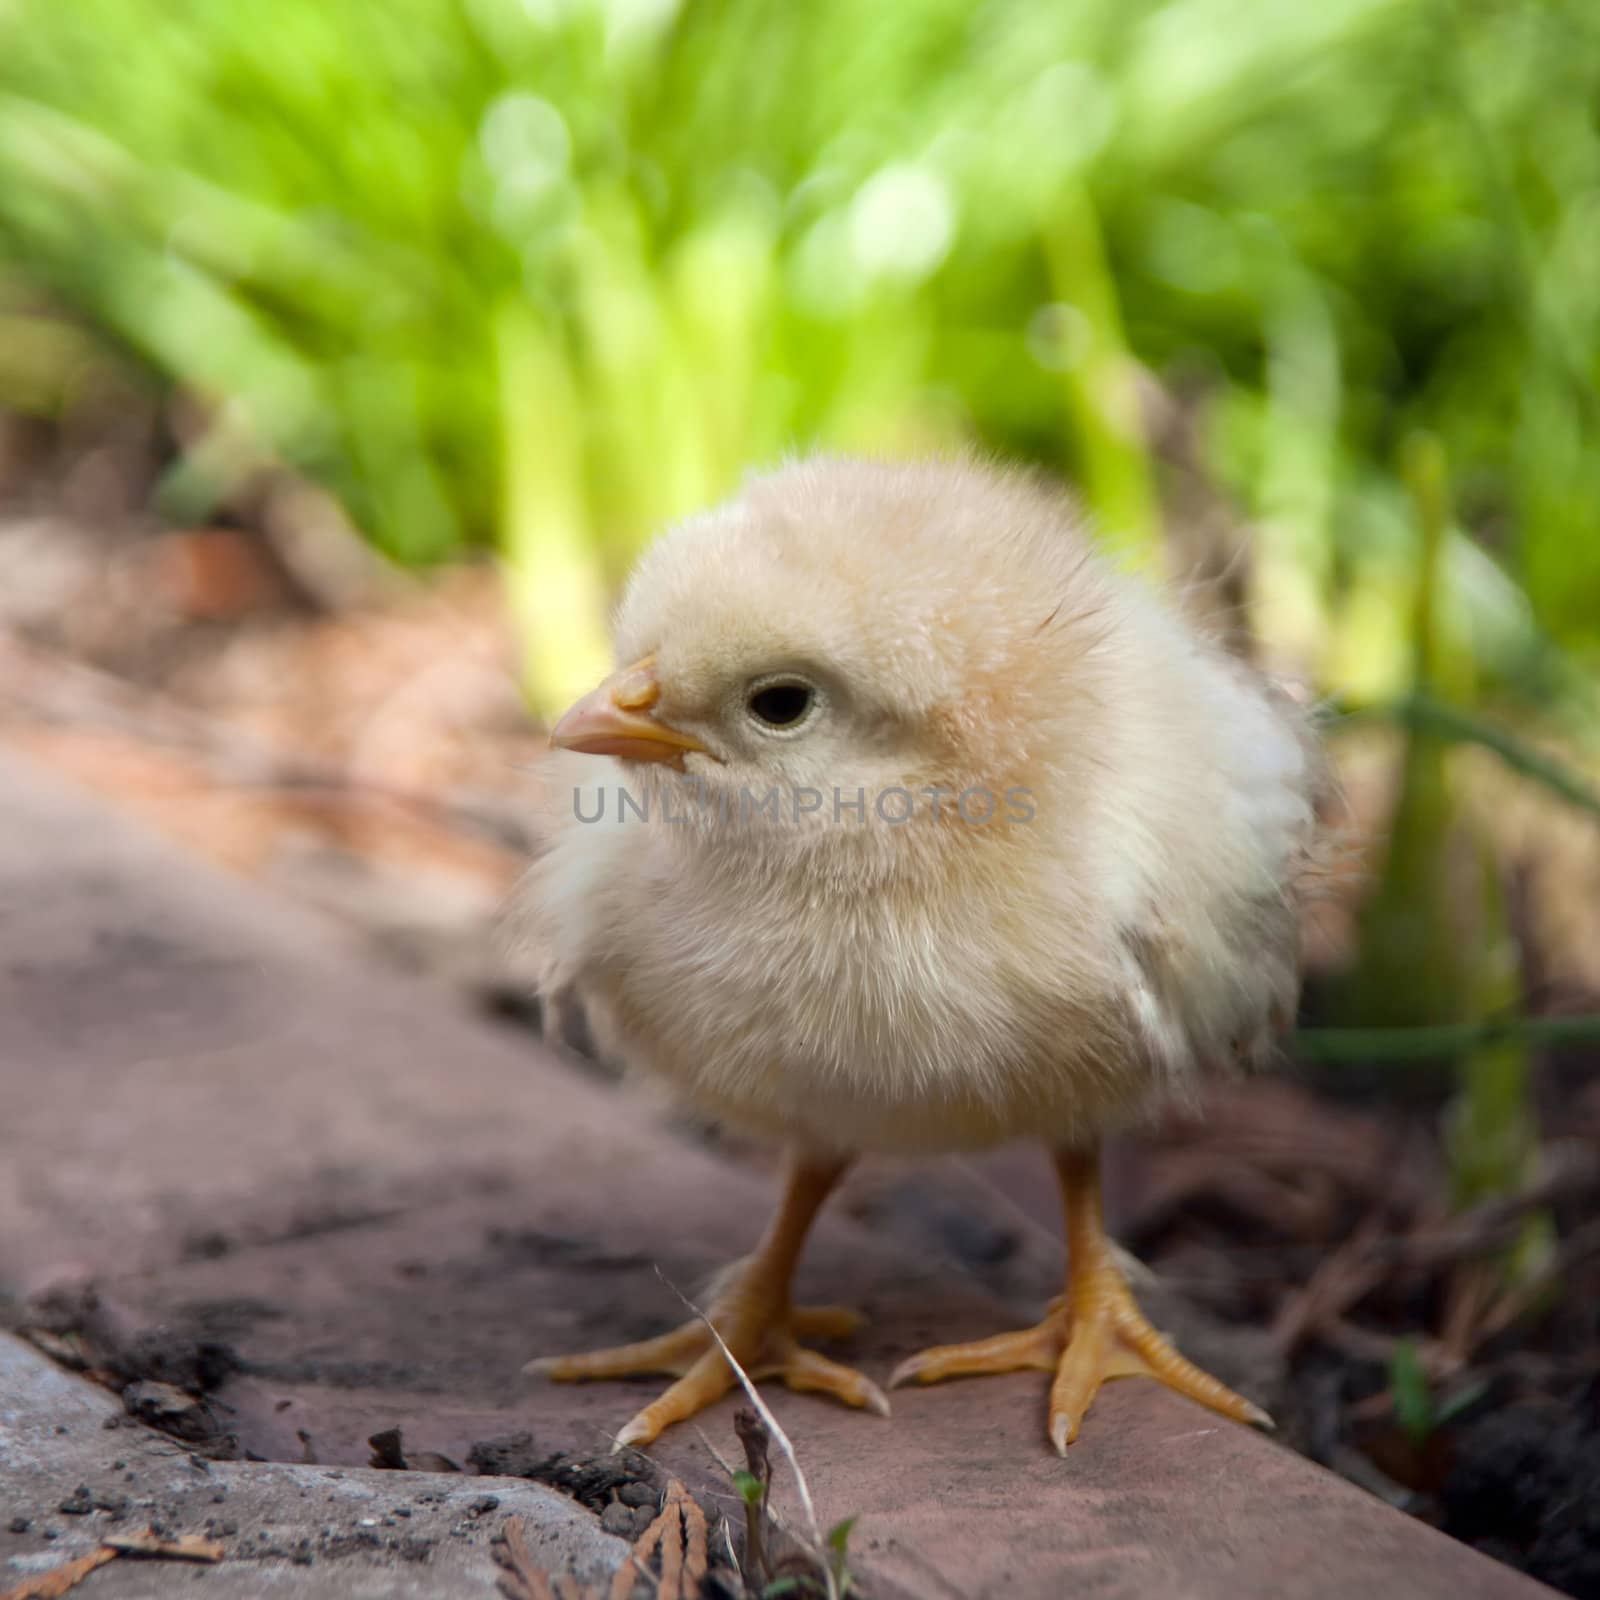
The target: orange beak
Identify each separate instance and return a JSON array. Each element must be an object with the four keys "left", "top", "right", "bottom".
[{"left": 548, "top": 655, "right": 707, "bottom": 766}]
